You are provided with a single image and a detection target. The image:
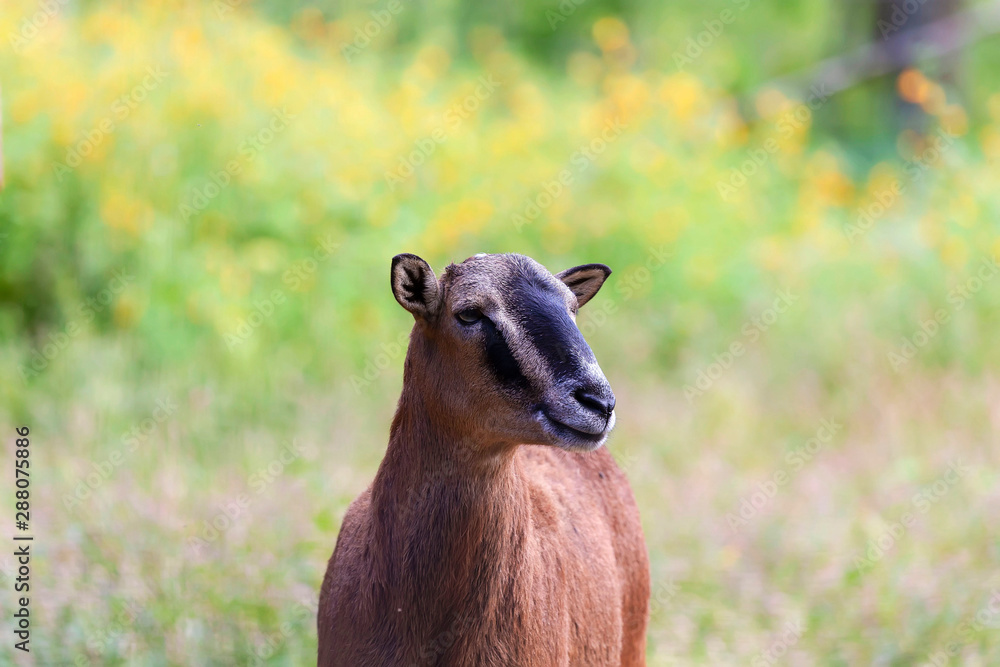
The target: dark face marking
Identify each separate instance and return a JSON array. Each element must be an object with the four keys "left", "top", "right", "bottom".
[
  {"left": 427, "top": 253, "right": 614, "bottom": 450},
  {"left": 510, "top": 273, "right": 593, "bottom": 379},
  {"left": 482, "top": 316, "right": 529, "bottom": 389}
]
